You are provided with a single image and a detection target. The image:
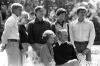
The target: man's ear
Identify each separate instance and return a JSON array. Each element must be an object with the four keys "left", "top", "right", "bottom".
[{"left": 59, "top": 34, "right": 62, "bottom": 40}]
